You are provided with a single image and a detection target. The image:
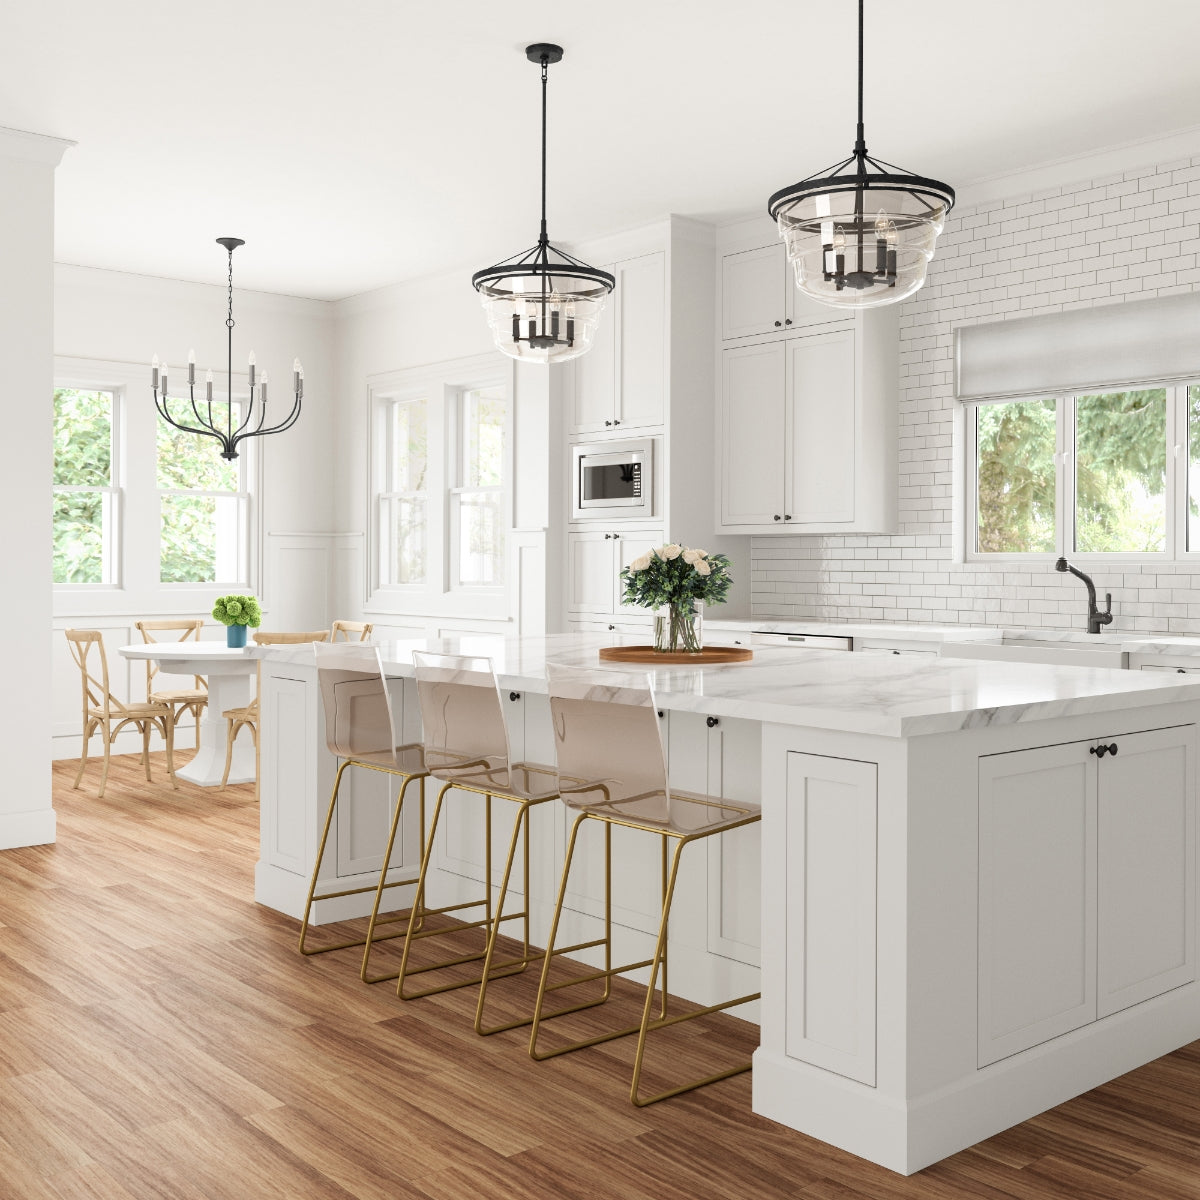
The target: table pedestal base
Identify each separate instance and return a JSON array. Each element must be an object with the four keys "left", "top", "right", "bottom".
[{"left": 179, "top": 674, "right": 255, "bottom": 787}]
